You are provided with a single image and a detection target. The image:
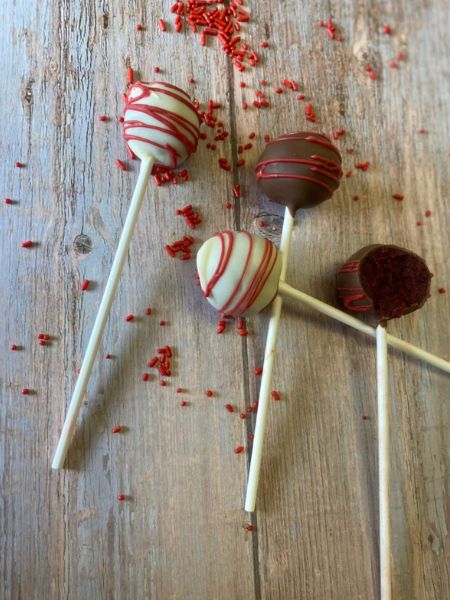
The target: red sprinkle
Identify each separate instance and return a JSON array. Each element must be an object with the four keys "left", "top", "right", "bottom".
[
  {"left": 159, "top": 320, "right": 166, "bottom": 326},
  {"left": 136, "top": 23, "right": 143, "bottom": 31},
  {"left": 438, "top": 288, "right": 446, "bottom": 294},
  {"left": 205, "top": 389, "right": 213, "bottom": 398},
  {"left": 239, "top": 413, "right": 246, "bottom": 420},
  {"left": 115, "top": 159, "right": 127, "bottom": 171},
  {"left": 225, "top": 404, "right": 234, "bottom": 413},
  {"left": 39, "top": 340, "right": 46, "bottom": 347},
  {"left": 353, "top": 195, "right": 360, "bottom": 202},
  {"left": 260, "top": 41, "right": 269, "bottom": 47},
  {"left": 105, "top": 354, "right": 112, "bottom": 359},
  {"left": 146, "top": 307, "right": 152, "bottom": 316},
  {"left": 255, "top": 367, "right": 263, "bottom": 376},
  {"left": 127, "top": 67, "right": 134, "bottom": 84},
  {"left": 99, "top": 115, "right": 108, "bottom": 122},
  {"left": 383, "top": 25, "right": 392, "bottom": 34},
  {"left": 112, "top": 425, "right": 122, "bottom": 433},
  {"left": 159, "top": 18, "right": 167, "bottom": 32},
  {"left": 425, "top": 210, "right": 432, "bottom": 217},
  {"left": 160, "top": 380, "right": 167, "bottom": 387},
  {"left": 22, "top": 388, "right": 30, "bottom": 395},
  {"left": 117, "top": 494, "right": 126, "bottom": 502},
  {"left": 355, "top": 161, "right": 370, "bottom": 171},
  {"left": 389, "top": 60, "right": 398, "bottom": 69},
  {"left": 81, "top": 279, "right": 90, "bottom": 291},
  {"left": 271, "top": 390, "right": 281, "bottom": 401},
  {"left": 4, "top": 198, "right": 13, "bottom": 205},
  {"left": 392, "top": 194, "right": 404, "bottom": 201},
  {"left": 397, "top": 51, "right": 405, "bottom": 60},
  {"left": 21, "top": 241, "right": 33, "bottom": 248},
  {"left": 180, "top": 400, "right": 188, "bottom": 406},
  {"left": 176, "top": 387, "right": 184, "bottom": 393},
  {"left": 15, "top": 162, "right": 24, "bottom": 168},
  {"left": 248, "top": 433, "right": 255, "bottom": 440},
  {"left": 10, "top": 345, "right": 18, "bottom": 351},
  {"left": 142, "top": 373, "right": 149, "bottom": 381},
  {"left": 125, "top": 314, "right": 135, "bottom": 322},
  {"left": 418, "top": 128, "right": 427, "bottom": 134},
  {"left": 235, "top": 446, "right": 244, "bottom": 454},
  {"left": 245, "top": 524, "right": 254, "bottom": 532}
]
